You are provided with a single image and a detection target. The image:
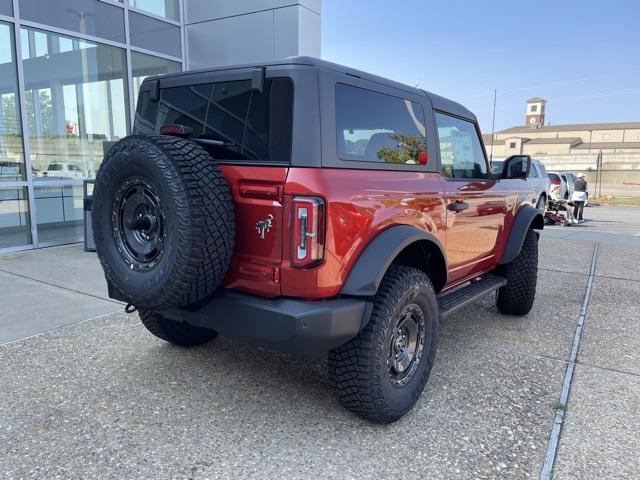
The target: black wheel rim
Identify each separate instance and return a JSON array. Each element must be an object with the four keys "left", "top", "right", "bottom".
[
  {"left": 112, "top": 177, "right": 166, "bottom": 271},
  {"left": 388, "top": 303, "right": 425, "bottom": 387}
]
